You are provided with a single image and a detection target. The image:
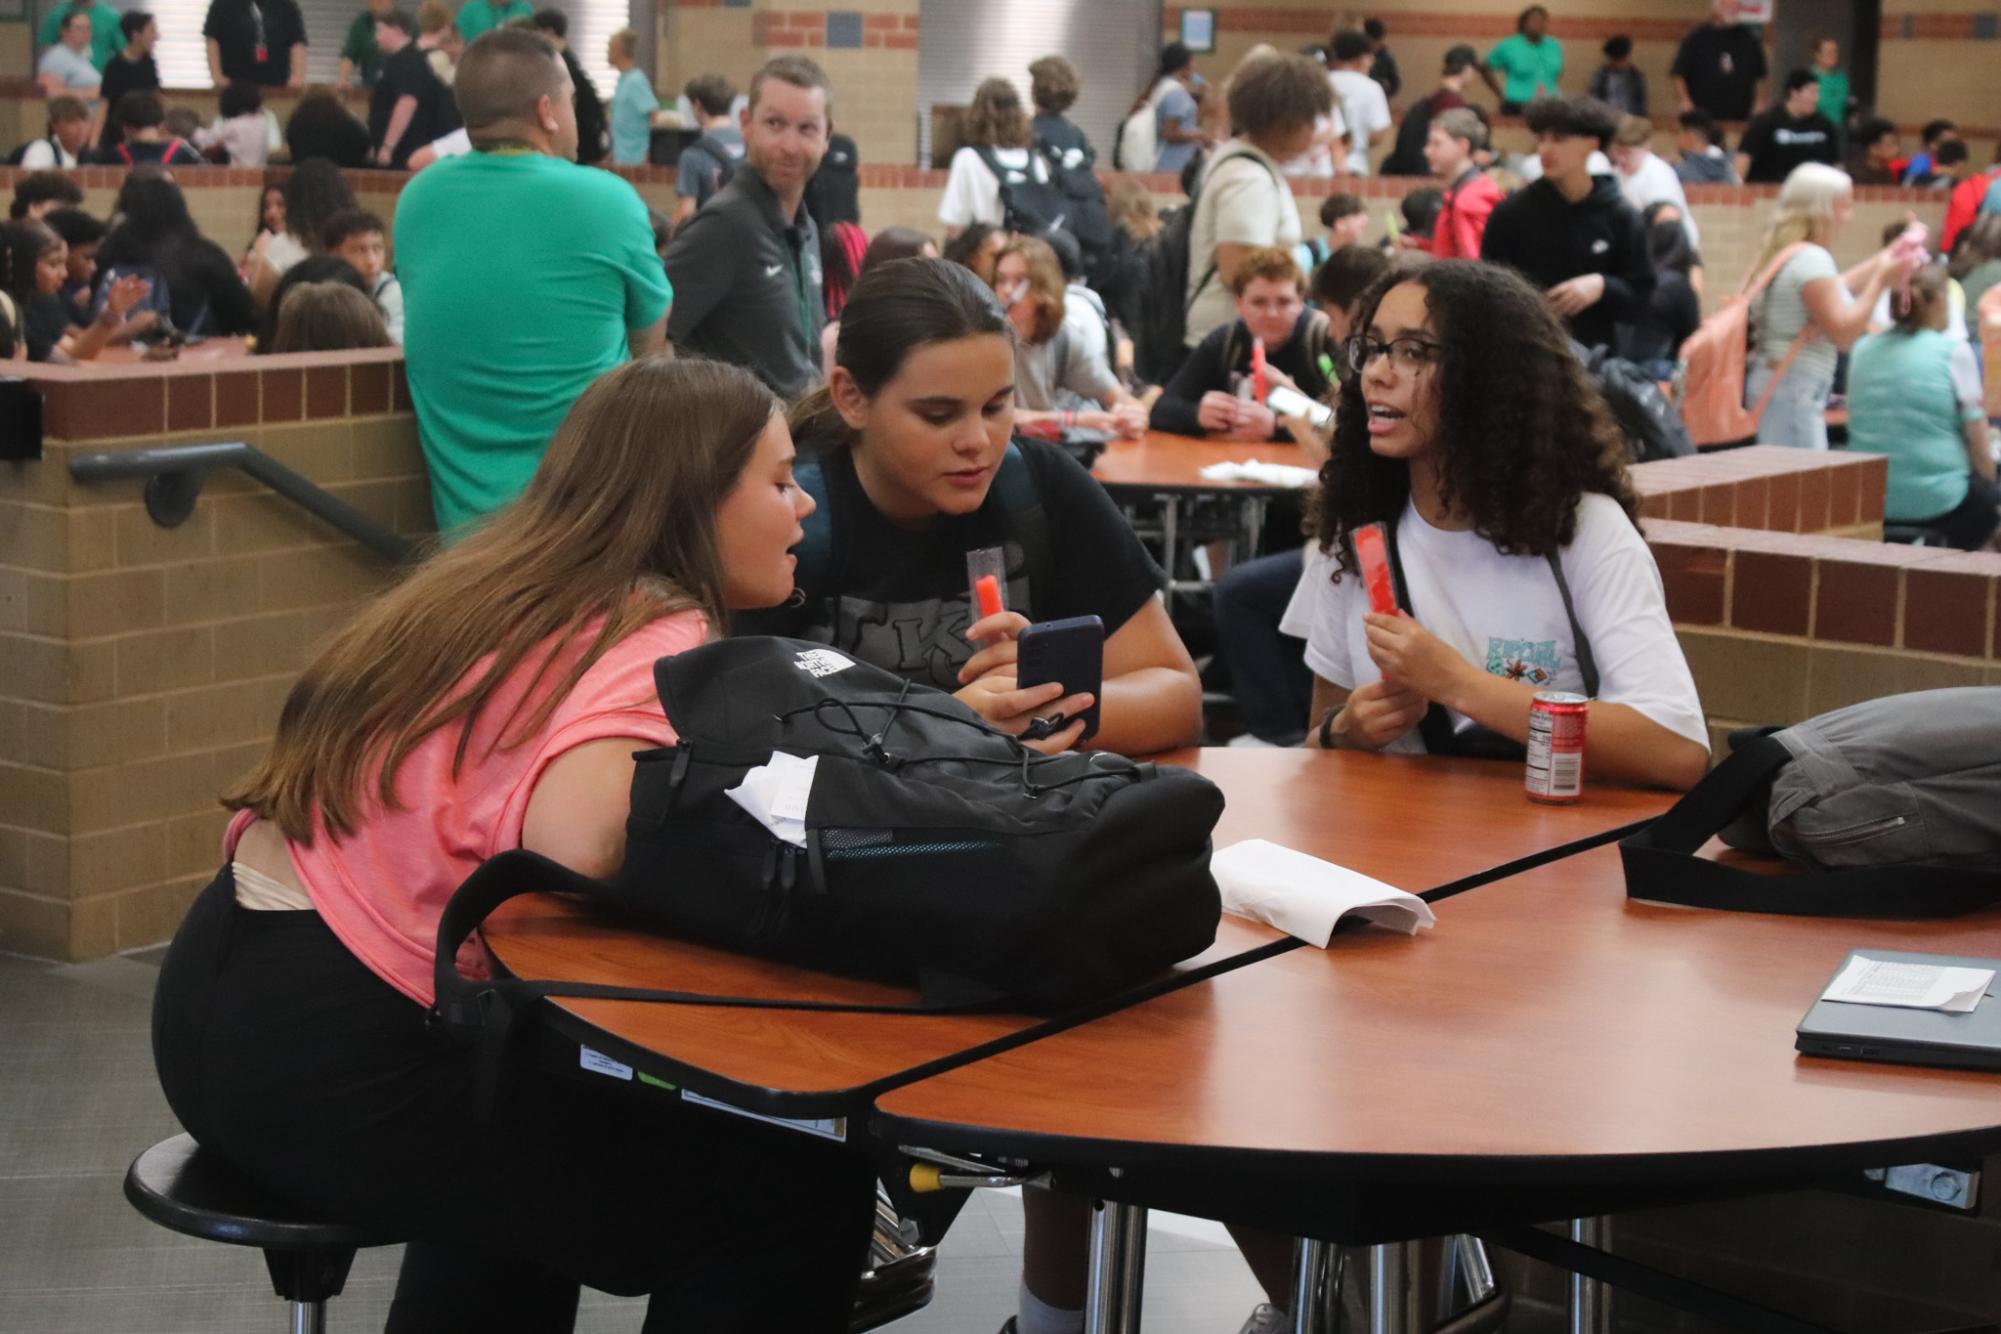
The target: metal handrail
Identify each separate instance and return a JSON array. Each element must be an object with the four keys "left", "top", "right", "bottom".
[{"left": 67, "top": 441, "right": 416, "bottom": 565}]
